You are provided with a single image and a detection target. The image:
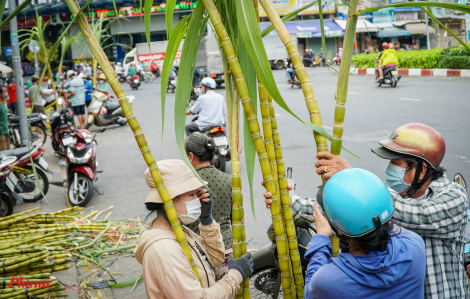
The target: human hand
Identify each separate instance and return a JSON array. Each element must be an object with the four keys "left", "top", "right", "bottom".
[
  {"left": 228, "top": 253, "right": 254, "bottom": 280},
  {"left": 315, "top": 152, "right": 351, "bottom": 180},
  {"left": 261, "top": 180, "right": 292, "bottom": 209},
  {"left": 197, "top": 188, "right": 213, "bottom": 226},
  {"left": 313, "top": 201, "right": 333, "bottom": 237},
  {"left": 466, "top": 264, "right": 470, "bottom": 278}
]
